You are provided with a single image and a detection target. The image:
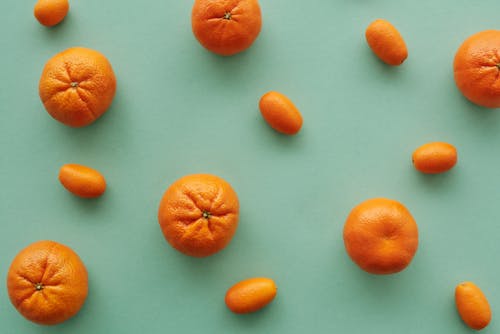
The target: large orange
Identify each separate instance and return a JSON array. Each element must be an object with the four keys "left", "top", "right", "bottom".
[
  {"left": 343, "top": 198, "right": 419, "bottom": 275},
  {"left": 6, "top": 240, "right": 88, "bottom": 325},
  {"left": 158, "top": 174, "right": 239, "bottom": 257},
  {"left": 191, "top": 0, "right": 262, "bottom": 56},
  {"left": 39, "top": 47, "right": 117, "bottom": 127},
  {"left": 453, "top": 30, "right": 500, "bottom": 108}
]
